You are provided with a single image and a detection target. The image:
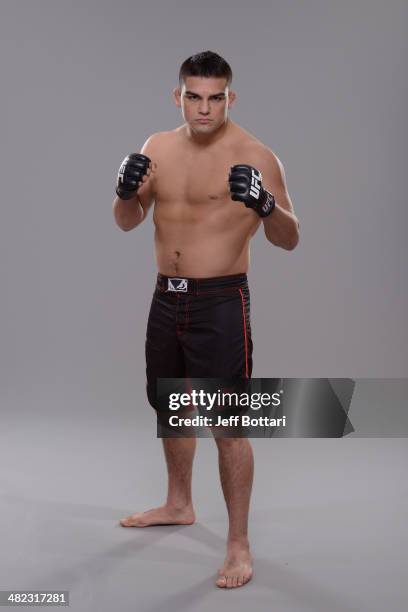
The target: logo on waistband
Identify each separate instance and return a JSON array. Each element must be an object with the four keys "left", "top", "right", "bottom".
[{"left": 167, "top": 278, "right": 188, "bottom": 292}]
